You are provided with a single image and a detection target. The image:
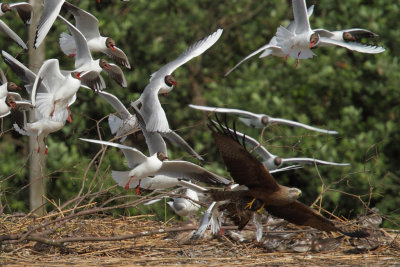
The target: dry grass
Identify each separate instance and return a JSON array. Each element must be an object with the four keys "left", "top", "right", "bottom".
[{"left": 1, "top": 215, "right": 399, "bottom": 266}]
